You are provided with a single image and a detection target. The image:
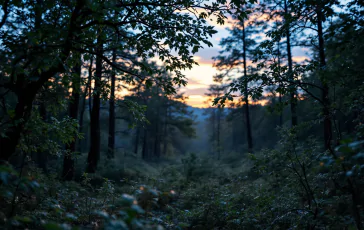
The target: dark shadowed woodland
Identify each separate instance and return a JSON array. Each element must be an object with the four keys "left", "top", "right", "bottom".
[{"left": 0, "top": 0, "right": 363, "bottom": 229}]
